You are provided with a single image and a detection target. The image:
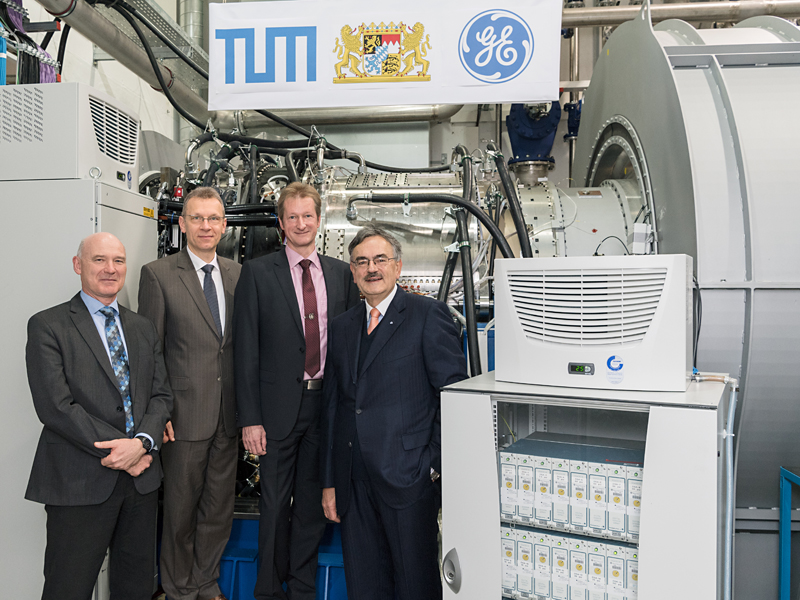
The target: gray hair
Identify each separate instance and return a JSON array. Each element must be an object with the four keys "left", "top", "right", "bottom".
[
  {"left": 182, "top": 186, "right": 225, "bottom": 215},
  {"left": 76, "top": 239, "right": 85, "bottom": 259},
  {"left": 348, "top": 224, "right": 403, "bottom": 261}
]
